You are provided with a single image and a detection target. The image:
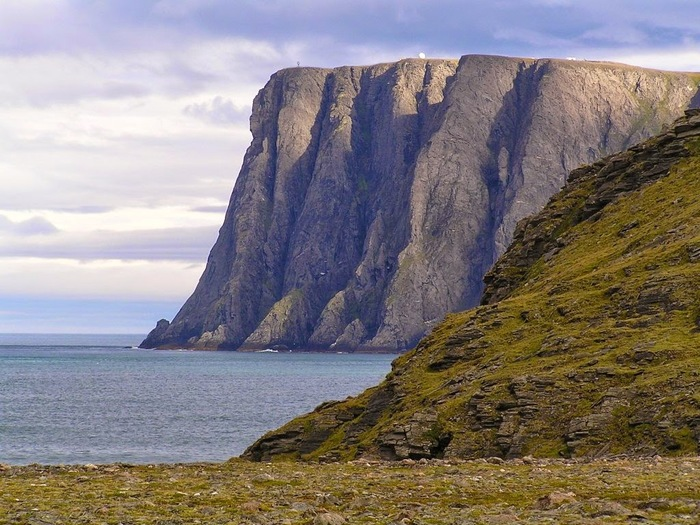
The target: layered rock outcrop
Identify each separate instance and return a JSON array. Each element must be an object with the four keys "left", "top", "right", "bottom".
[
  {"left": 142, "top": 55, "right": 699, "bottom": 351},
  {"left": 243, "top": 109, "right": 700, "bottom": 461}
]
